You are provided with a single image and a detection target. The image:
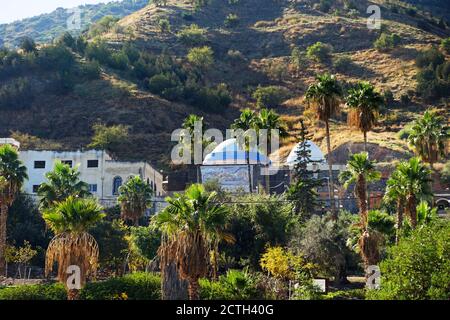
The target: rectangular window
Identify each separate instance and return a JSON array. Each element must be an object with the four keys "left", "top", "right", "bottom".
[
  {"left": 87, "top": 160, "right": 99, "bottom": 168},
  {"left": 89, "top": 184, "right": 98, "bottom": 193},
  {"left": 32, "top": 185, "right": 40, "bottom": 193},
  {"left": 34, "top": 161, "right": 46, "bottom": 169},
  {"left": 61, "top": 160, "right": 73, "bottom": 167}
]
